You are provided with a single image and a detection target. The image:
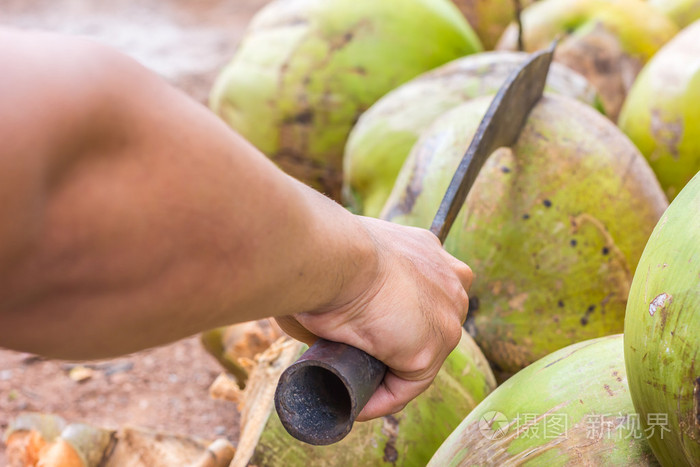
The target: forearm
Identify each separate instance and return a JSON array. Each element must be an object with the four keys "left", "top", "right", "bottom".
[{"left": 0, "top": 29, "right": 376, "bottom": 358}]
